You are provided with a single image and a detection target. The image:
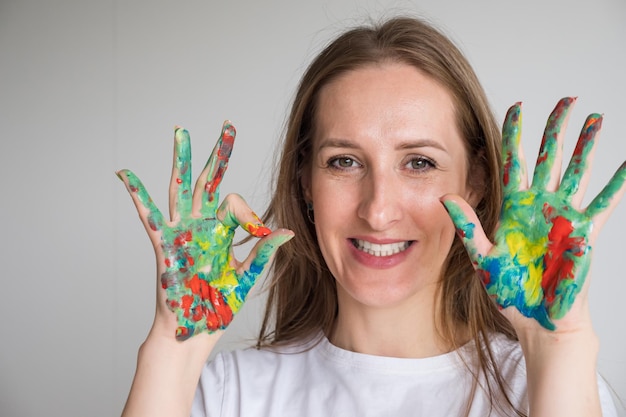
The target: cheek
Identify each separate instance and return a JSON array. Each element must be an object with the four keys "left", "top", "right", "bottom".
[
  {"left": 310, "top": 180, "right": 353, "bottom": 242},
  {"left": 409, "top": 193, "right": 457, "bottom": 241}
]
